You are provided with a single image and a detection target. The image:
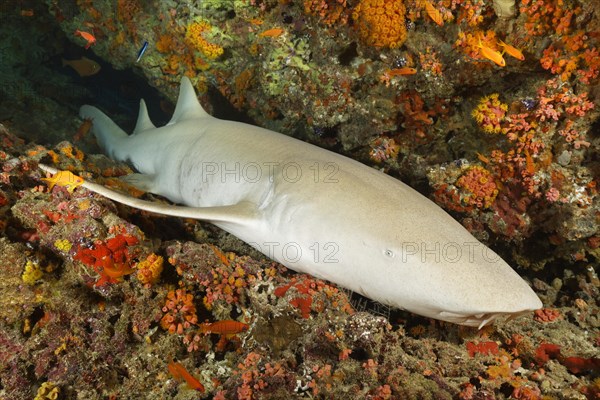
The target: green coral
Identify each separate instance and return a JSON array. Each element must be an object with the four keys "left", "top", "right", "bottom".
[{"left": 263, "top": 36, "right": 313, "bottom": 96}]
